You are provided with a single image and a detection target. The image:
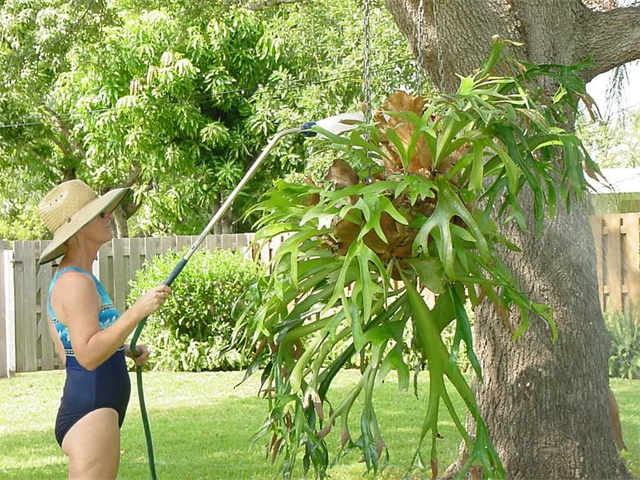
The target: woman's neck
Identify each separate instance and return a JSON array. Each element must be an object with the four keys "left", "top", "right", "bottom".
[{"left": 58, "top": 242, "right": 100, "bottom": 272}]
